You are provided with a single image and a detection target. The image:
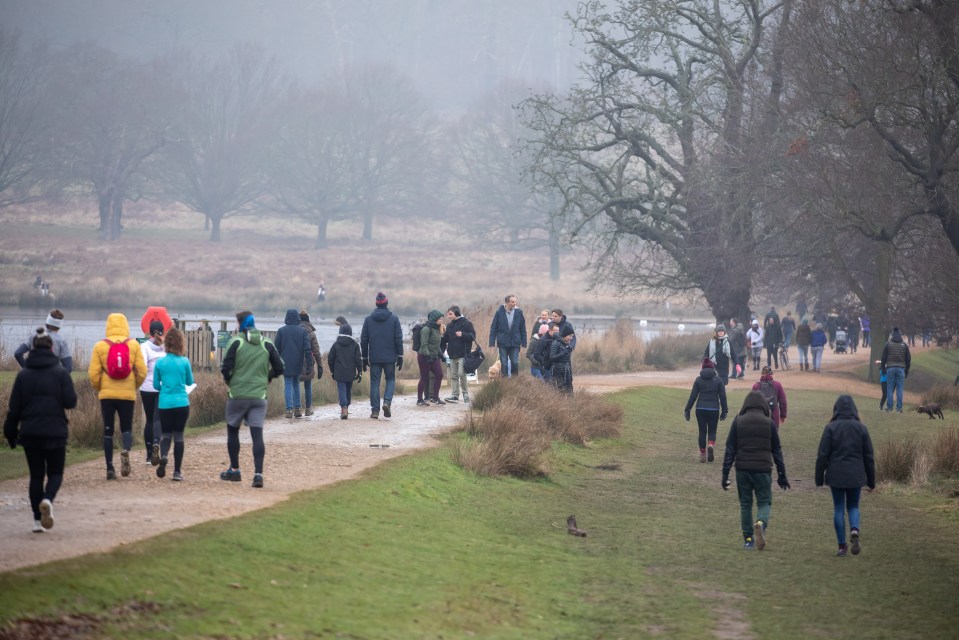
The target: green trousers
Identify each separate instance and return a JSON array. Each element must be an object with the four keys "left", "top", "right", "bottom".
[{"left": 736, "top": 470, "right": 772, "bottom": 539}]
